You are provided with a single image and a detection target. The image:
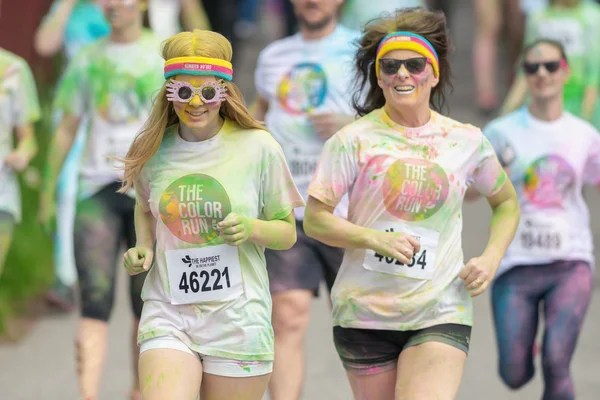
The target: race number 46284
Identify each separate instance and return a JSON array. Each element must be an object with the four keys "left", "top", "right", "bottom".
[{"left": 363, "top": 223, "right": 439, "bottom": 280}]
